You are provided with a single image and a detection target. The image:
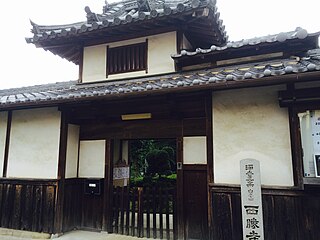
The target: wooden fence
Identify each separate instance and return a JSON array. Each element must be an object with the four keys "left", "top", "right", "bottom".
[
  {"left": 0, "top": 179, "right": 56, "bottom": 233},
  {"left": 210, "top": 186, "right": 320, "bottom": 240},
  {"left": 112, "top": 186, "right": 175, "bottom": 239}
]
